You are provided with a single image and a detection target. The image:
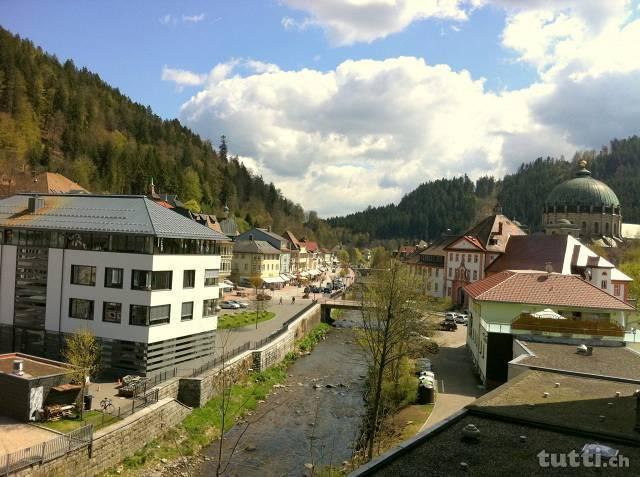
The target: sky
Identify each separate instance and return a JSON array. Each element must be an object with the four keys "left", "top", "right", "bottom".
[{"left": 3, "top": 0, "right": 640, "bottom": 217}]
